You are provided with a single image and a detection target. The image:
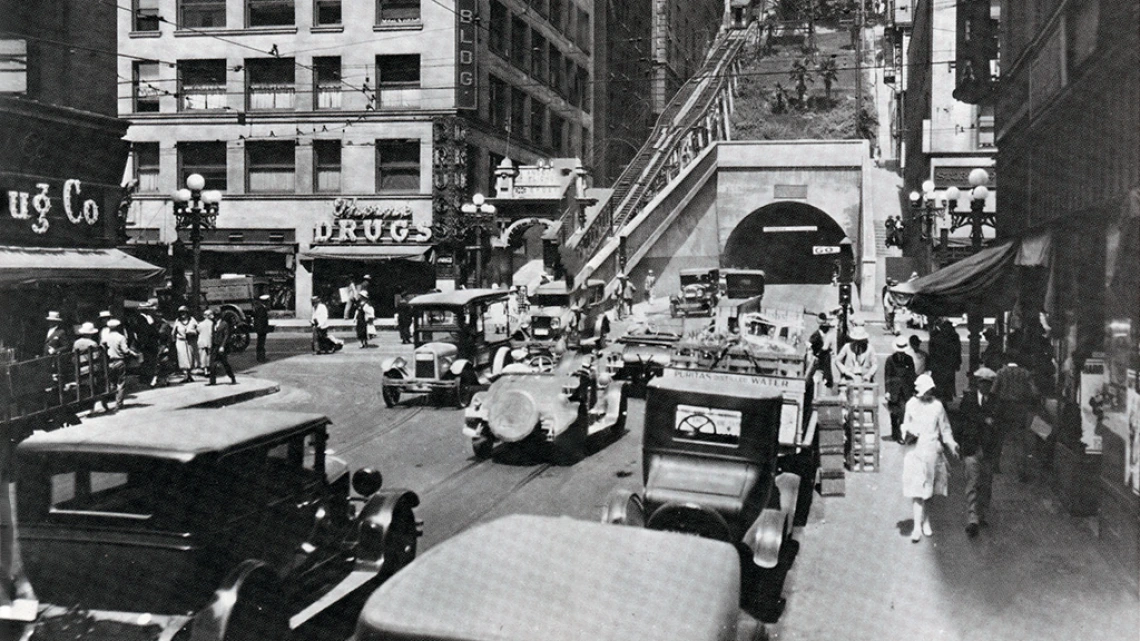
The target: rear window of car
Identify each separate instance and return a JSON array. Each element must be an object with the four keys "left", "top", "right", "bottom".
[
  {"left": 673, "top": 404, "right": 742, "bottom": 446},
  {"left": 418, "top": 309, "right": 458, "bottom": 327},
  {"left": 18, "top": 454, "right": 183, "bottom": 525},
  {"left": 533, "top": 294, "right": 568, "bottom": 308}
]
